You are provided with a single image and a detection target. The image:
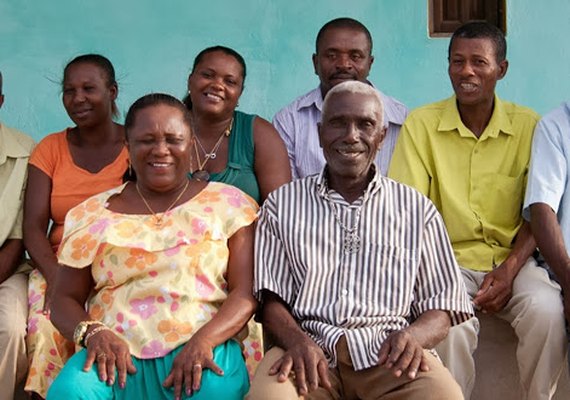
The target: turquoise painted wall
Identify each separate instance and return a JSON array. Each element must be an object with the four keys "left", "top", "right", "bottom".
[{"left": 1, "top": 0, "right": 570, "bottom": 141}]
